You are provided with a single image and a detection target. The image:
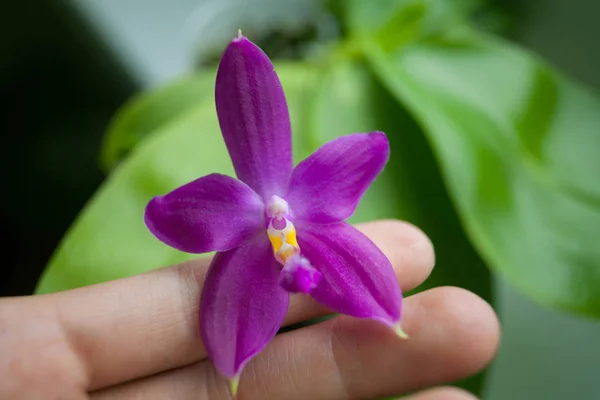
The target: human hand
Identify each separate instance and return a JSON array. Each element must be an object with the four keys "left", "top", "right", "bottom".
[{"left": 0, "top": 220, "right": 499, "bottom": 400}]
